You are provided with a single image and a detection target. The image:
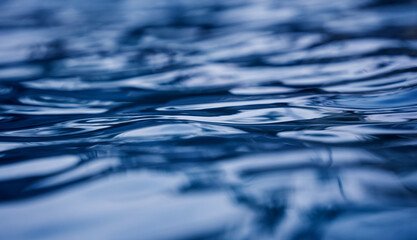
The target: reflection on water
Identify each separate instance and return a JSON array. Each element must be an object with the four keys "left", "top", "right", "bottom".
[{"left": 0, "top": 0, "right": 417, "bottom": 239}]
